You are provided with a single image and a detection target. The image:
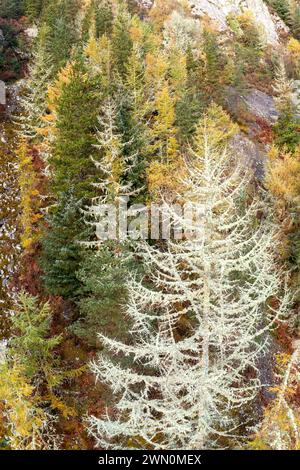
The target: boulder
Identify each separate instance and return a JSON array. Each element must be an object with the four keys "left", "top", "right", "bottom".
[
  {"left": 243, "top": 89, "right": 278, "bottom": 125},
  {"left": 230, "top": 133, "right": 267, "bottom": 178},
  {"left": 226, "top": 86, "right": 278, "bottom": 126}
]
